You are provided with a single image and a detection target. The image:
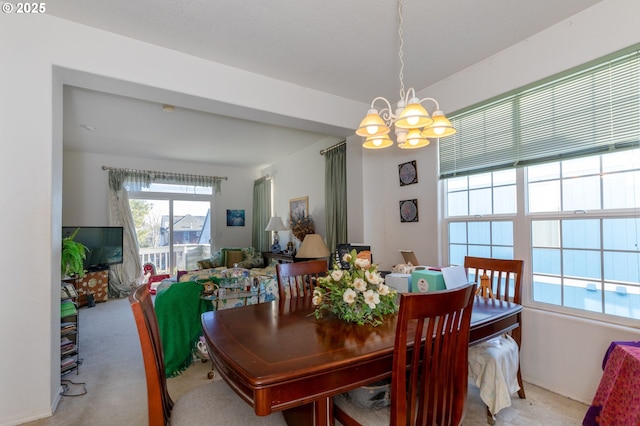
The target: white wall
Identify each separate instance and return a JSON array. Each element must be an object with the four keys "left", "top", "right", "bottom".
[
  {"left": 261, "top": 137, "right": 343, "bottom": 250},
  {"left": 360, "top": 0, "right": 640, "bottom": 404},
  {"left": 63, "top": 151, "right": 259, "bottom": 248},
  {"left": 2, "top": 1, "right": 640, "bottom": 423},
  {"left": 0, "top": 13, "right": 358, "bottom": 426}
]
